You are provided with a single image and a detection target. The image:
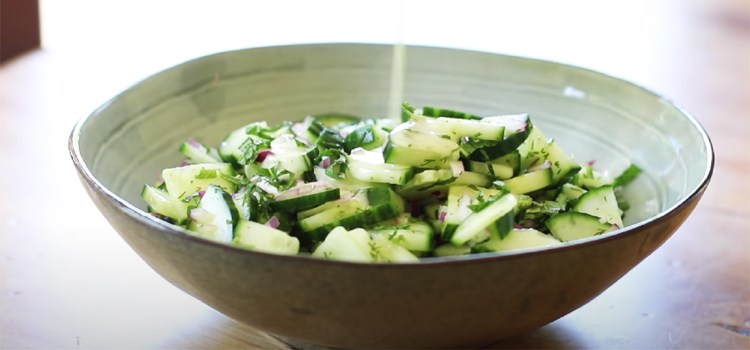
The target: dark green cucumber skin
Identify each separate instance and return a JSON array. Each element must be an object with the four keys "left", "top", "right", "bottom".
[
  {"left": 295, "top": 188, "right": 400, "bottom": 244},
  {"left": 487, "top": 210, "right": 514, "bottom": 240},
  {"left": 441, "top": 224, "right": 459, "bottom": 240},
  {"left": 467, "top": 123, "right": 533, "bottom": 161},
  {"left": 312, "top": 114, "right": 360, "bottom": 128},
  {"left": 344, "top": 125, "right": 375, "bottom": 152},
  {"left": 268, "top": 188, "right": 341, "bottom": 213},
  {"left": 219, "top": 189, "right": 241, "bottom": 226},
  {"left": 422, "top": 107, "right": 483, "bottom": 120}
]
